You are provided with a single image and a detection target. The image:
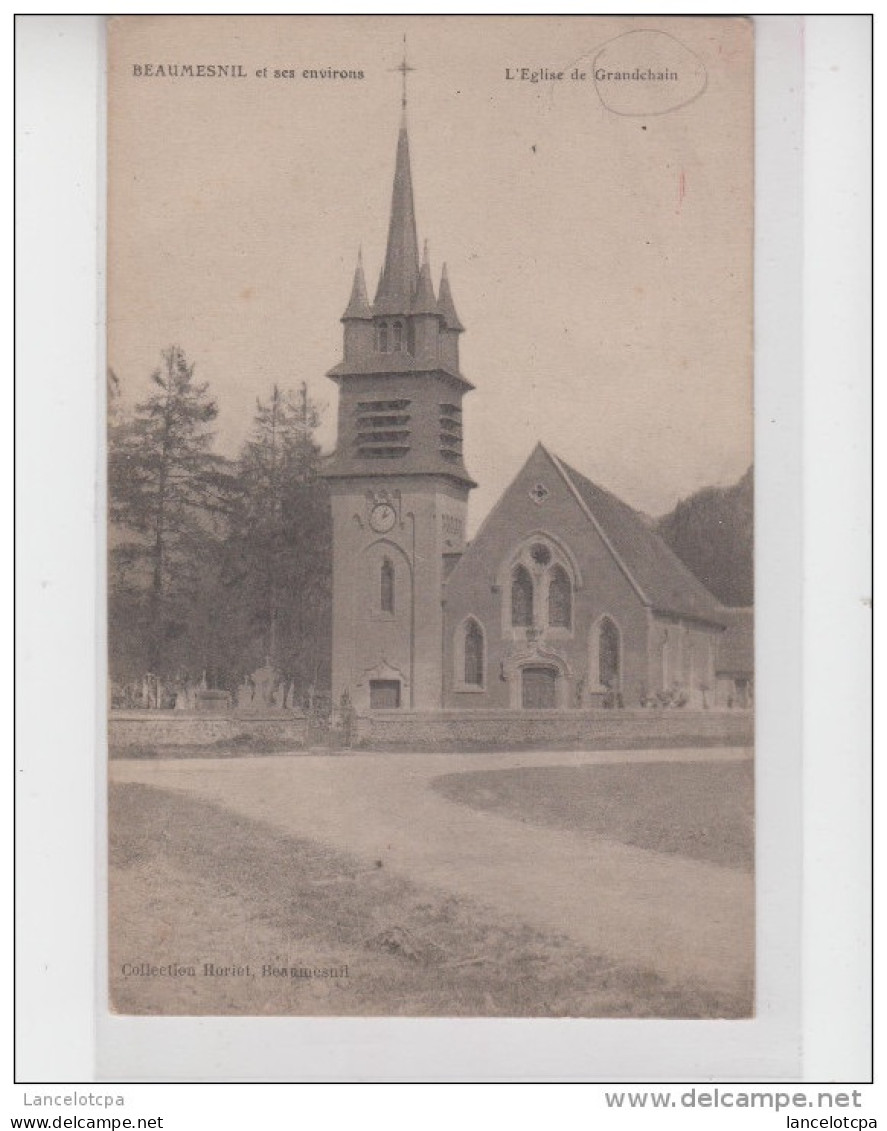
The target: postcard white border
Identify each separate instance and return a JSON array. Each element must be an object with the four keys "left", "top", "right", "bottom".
[{"left": 13, "top": 14, "right": 871, "bottom": 1083}]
